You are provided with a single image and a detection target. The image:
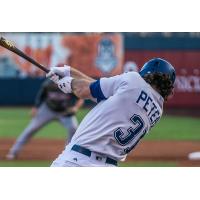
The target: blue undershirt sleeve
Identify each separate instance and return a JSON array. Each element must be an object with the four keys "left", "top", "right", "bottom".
[{"left": 89, "top": 80, "right": 107, "bottom": 103}]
